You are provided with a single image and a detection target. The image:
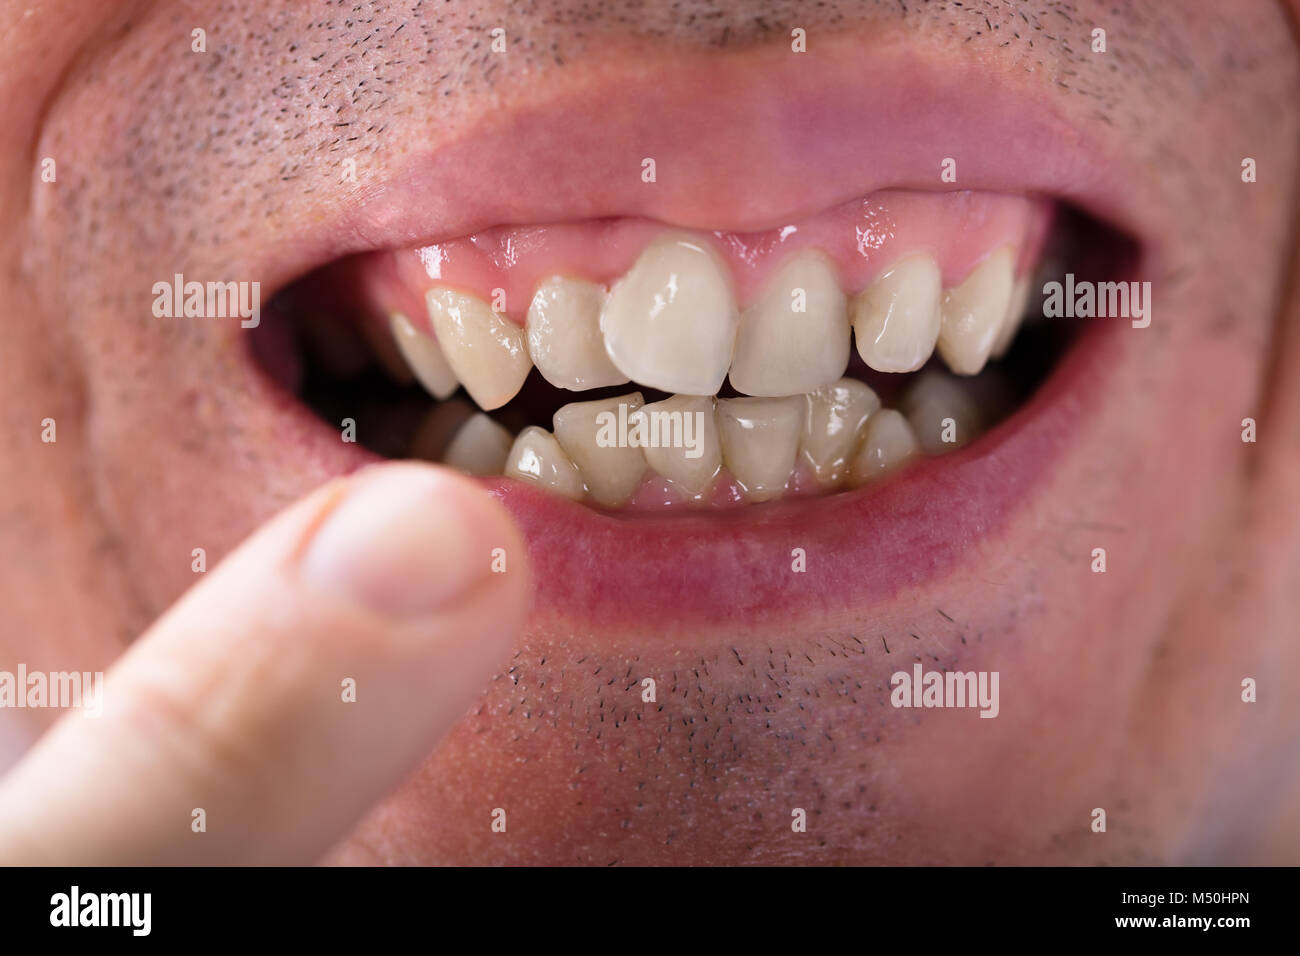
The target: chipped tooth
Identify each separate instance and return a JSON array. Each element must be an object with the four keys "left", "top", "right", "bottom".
[
  {"left": 390, "top": 312, "right": 459, "bottom": 399},
  {"left": 409, "top": 398, "right": 475, "bottom": 461},
  {"left": 601, "top": 234, "right": 738, "bottom": 395},
  {"left": 426, "top": 287, "right": 532, "bottom": 410},
  {"left": 990, "top": 273, "right": 1032, "bottom": 360},
  {"left": 716, "top": 396, "right": 803, "bottom": 502},
  {"left": 849, "top": 409, "right": 920, "bottom": 484},
  {"left": 801, "top": 379, "right": 882, "bottom": 487},
  {"left": 553, "top": 392, "right": 647, "bottom": 507},
  {"left": 525, "top": 277, "right": 629, "bottom": 391},
  {"left": 504, "top": 426, "right": 585, "bottom": 500},
  {"left": 899, "top": 369, "right": 983, "bottom": 456},
  {"left": 634, "top": 395, "right": 721, "bottom": 496},
  {"left": 730, "top": 250, "right": 849, "bottom": 396},
  {"left": 851, "top": 254, "right": 943, "bottom": 373},
  {"left": 443, "top": 413, "right": 514, "bottom": 476},
  {"left": 937, "top": 246, "right": 1015, "bottom": 376}
]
